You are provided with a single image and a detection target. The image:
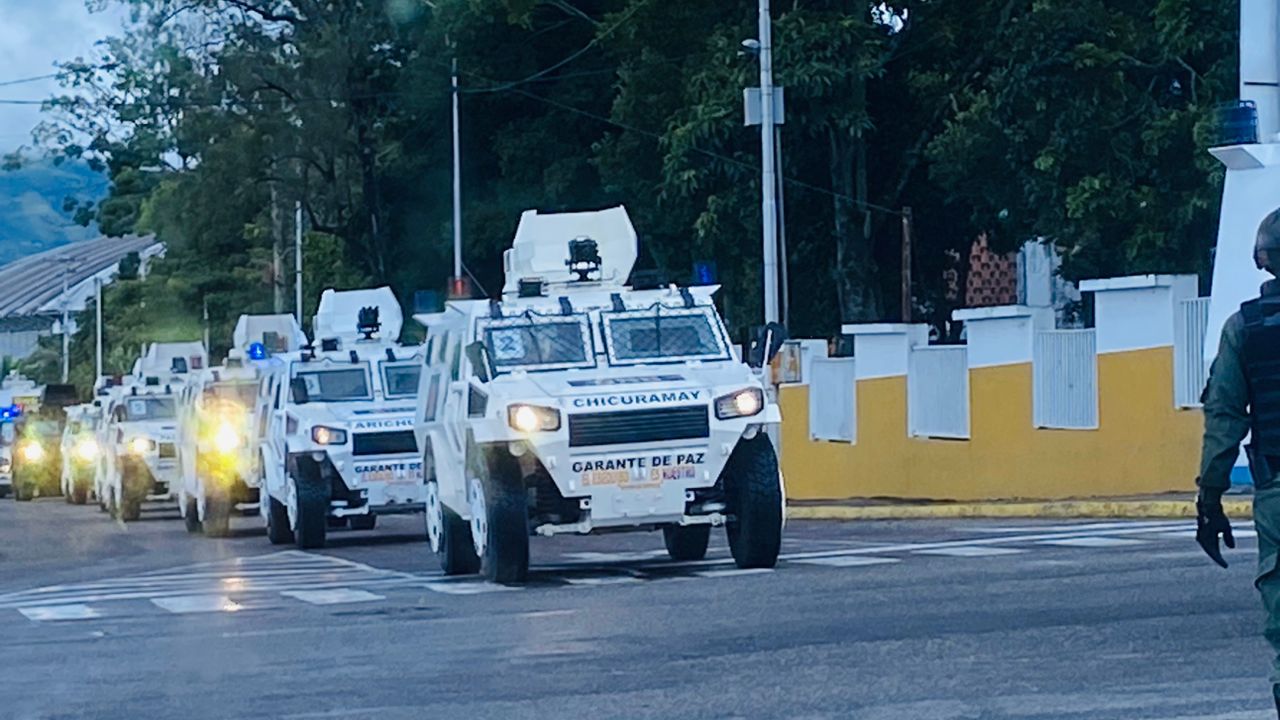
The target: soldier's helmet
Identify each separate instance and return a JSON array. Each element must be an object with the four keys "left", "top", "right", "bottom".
[{"left": 1256, "top": 208, "right": 1280, "bottom": 275}]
